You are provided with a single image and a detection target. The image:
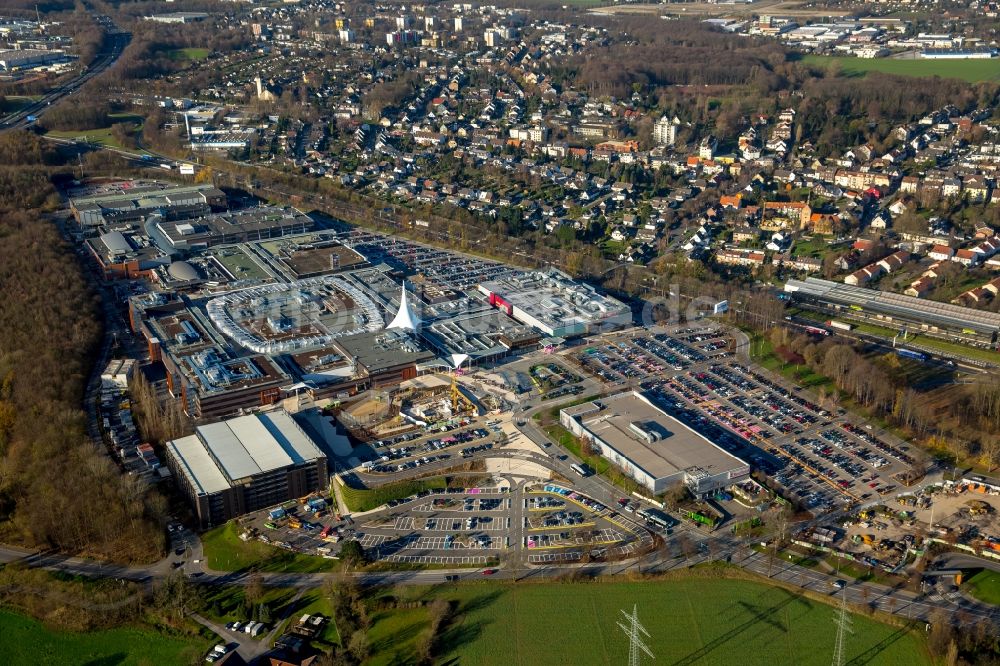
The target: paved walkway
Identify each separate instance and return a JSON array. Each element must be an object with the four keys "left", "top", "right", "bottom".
[{"left": 330, "top": 473, "right": 351, "bottom": 517}]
